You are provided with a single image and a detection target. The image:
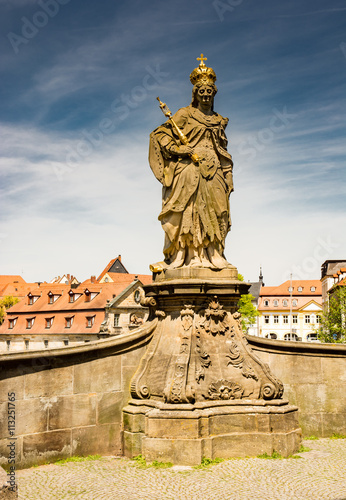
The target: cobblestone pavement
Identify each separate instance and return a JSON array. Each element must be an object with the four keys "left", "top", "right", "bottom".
[{"left": 17, "top": 439, "right": 346, "bottom": 500}]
